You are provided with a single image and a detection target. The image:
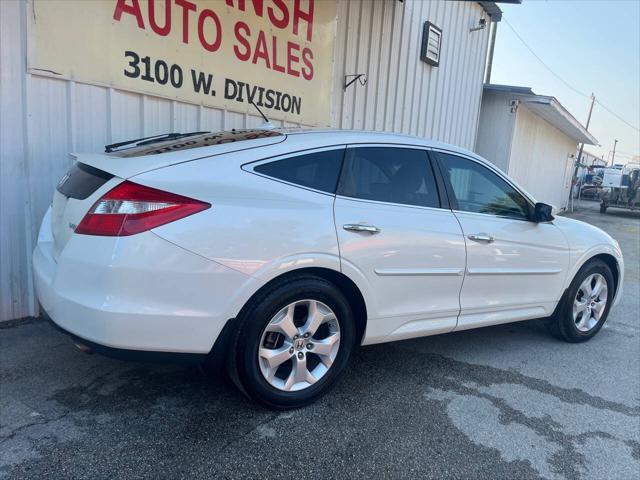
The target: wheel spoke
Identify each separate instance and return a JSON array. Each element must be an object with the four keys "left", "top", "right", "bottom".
[
  {"left": 573, "top": 300, "right": 588, "bottom": 319},
  {"left": 259, "top": 343, "right": 292, "bottom": 370},
  {"left": 302, "top": 301, "right": 335, "bottom": 336},
  {"left": 292, "top": 356, "right": 308, "bottom": 383},
  {"left": 593, "top": 283, "right": 608, "bottom": 304},
  {"left": 312, "top": 332, "right": 340, "bottom": 357},
  {"left": 576, "top": 314, "right": 589, "bottom": 331},
  {"left": 281, "top": 355, "right": 315, "bottom": 391},
  {"left": 580, "top": 275, "right": 594, "bottom": 297},
  {"left": 283, "top": 369, "right": 296, "bottom": 391},
  {"left": 266, "top": 304, "right": 298, "bottom": 340},
  {"left": 591, "top": 276, "right": 604, "bottom": 298},
  {"left": 592, "top": 300, "right": 605, "bottom": 319},
  {"left": 305, "top": 367, "right": 318, "bottom": 385}
]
